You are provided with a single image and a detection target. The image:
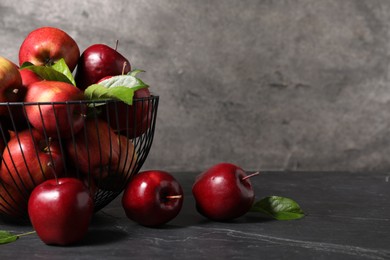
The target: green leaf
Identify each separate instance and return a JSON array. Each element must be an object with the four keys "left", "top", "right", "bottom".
[
  {"left": 128, "top": 69, "right": 146, "bottom": 77},
  {"left": 98, "top": 74, "right": 148, "bottom": 89},
  {"left": 84, "top": 84, "right": 136, "bottom": 105},
  {"left": 251, "top": 196, "right": 305, "bottom": 220},
  {"left": 84, "top": 74, "right": 149, "bottom": 105},
  {"left": 0, "top": 231, "right": 18, "bottom": 244},
  {"left": 50, "top": 58, "right": 76, "bottom": 85},
  {"left": 21, "top": 63, "right": 74, "bottom": 85}
]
